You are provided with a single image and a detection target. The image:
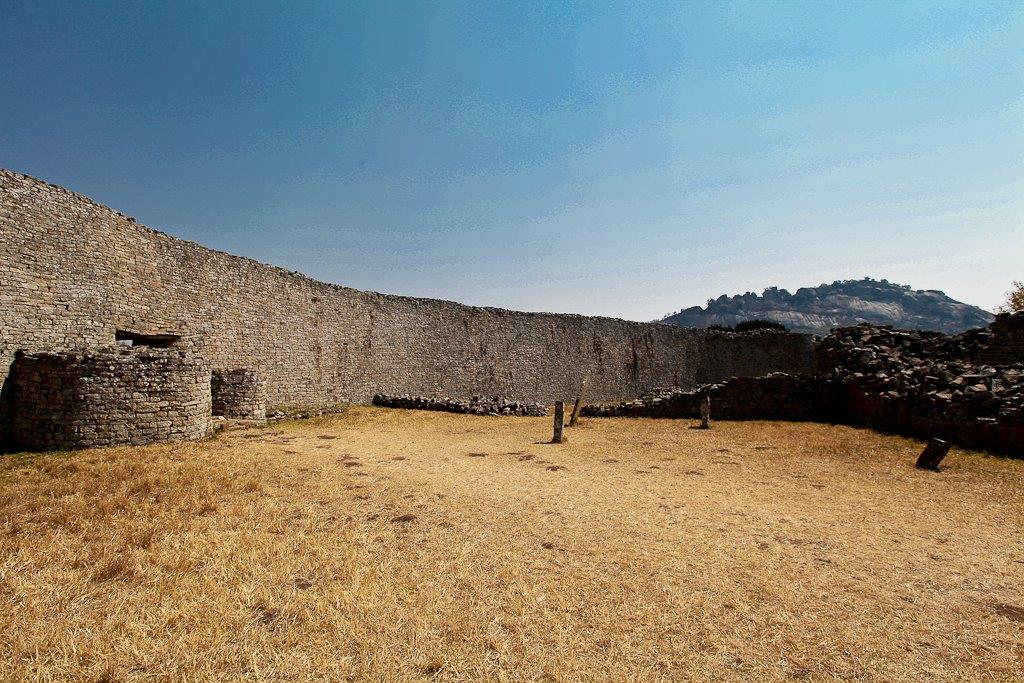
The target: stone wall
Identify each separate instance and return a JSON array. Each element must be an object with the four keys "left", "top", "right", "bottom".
[
  {"left": 582, "top": 373, "right": 833, "bottom": 422},
  {"left": 372, "top": 393, "right": 547, "bottom": 417},
  {"left": 211, "top": 369, "right": 267, "bottom": 420},
  {"left": 0, "top": 168, "right": 815, "bottom": 446},
  {"left": 979, "top": 312, "right": 1024, "bottom": 366},
  {"left": 587, "top": 321, "right": 1024, "bottom": 457},
  {"left": 836, "top": 380, "right": 1023, "bottom": 456},
  {"left": 820, "top": 323, "right": 1023, "bottom": 456},
  {"left": 693, "top": 374, "right": 832, "bottom": 422},
  {"left": 10, "top": 347, "right": 212, "bottom": 450}
]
